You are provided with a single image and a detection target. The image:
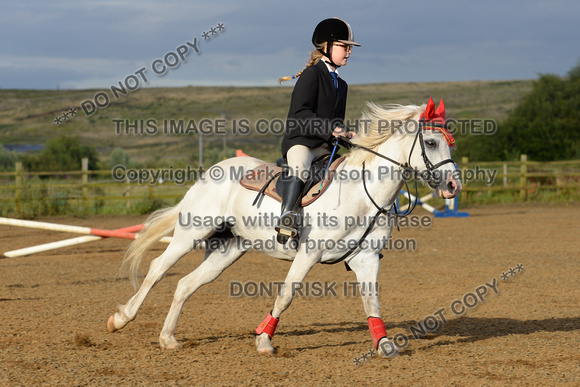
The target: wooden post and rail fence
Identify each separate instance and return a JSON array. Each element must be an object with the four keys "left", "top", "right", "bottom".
[{"left": 0, "top": 155, "right": 579, "bottom": 217}]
